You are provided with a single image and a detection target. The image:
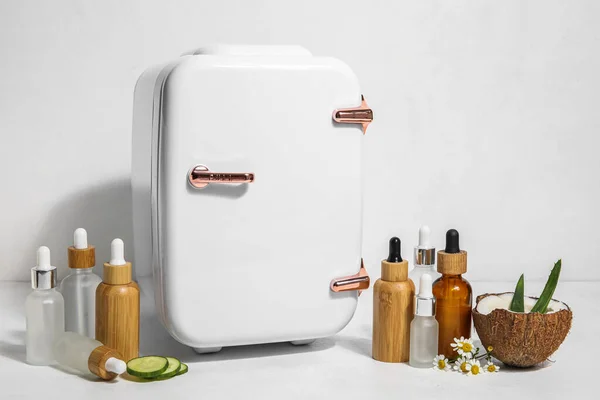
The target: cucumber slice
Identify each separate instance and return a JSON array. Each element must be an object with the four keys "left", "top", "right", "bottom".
[
  {"left": 127, "top": 356, "right": 169, "bottom": 378},
  {"left": 176, "top": 363, "right": 188, "bottom": 376},
  {"left": 154, "top": 357, "right": 181, "bottom": 380}
]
